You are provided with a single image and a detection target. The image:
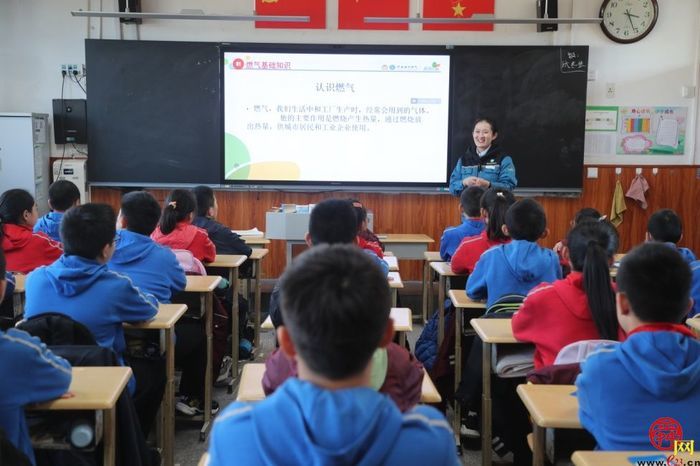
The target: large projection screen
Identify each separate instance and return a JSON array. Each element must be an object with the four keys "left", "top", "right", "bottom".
[{"left": 222, "top": 46, "right": 451, "bottom": 187}]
